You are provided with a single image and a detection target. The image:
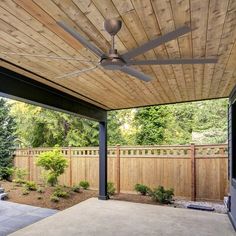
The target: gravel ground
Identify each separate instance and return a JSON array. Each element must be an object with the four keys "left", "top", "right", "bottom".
[{"left": 172, "top": 199, "right": 227, "bottom": 214}]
